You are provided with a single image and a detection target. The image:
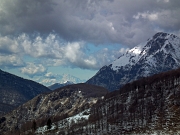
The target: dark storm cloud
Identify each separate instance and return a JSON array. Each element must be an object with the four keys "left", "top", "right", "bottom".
[
  {"left": 0, "top": 0, "right": 55, "bottom": 35},
  {"left": 0, "top": 0, "right": 180, "bottom": 46}
]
